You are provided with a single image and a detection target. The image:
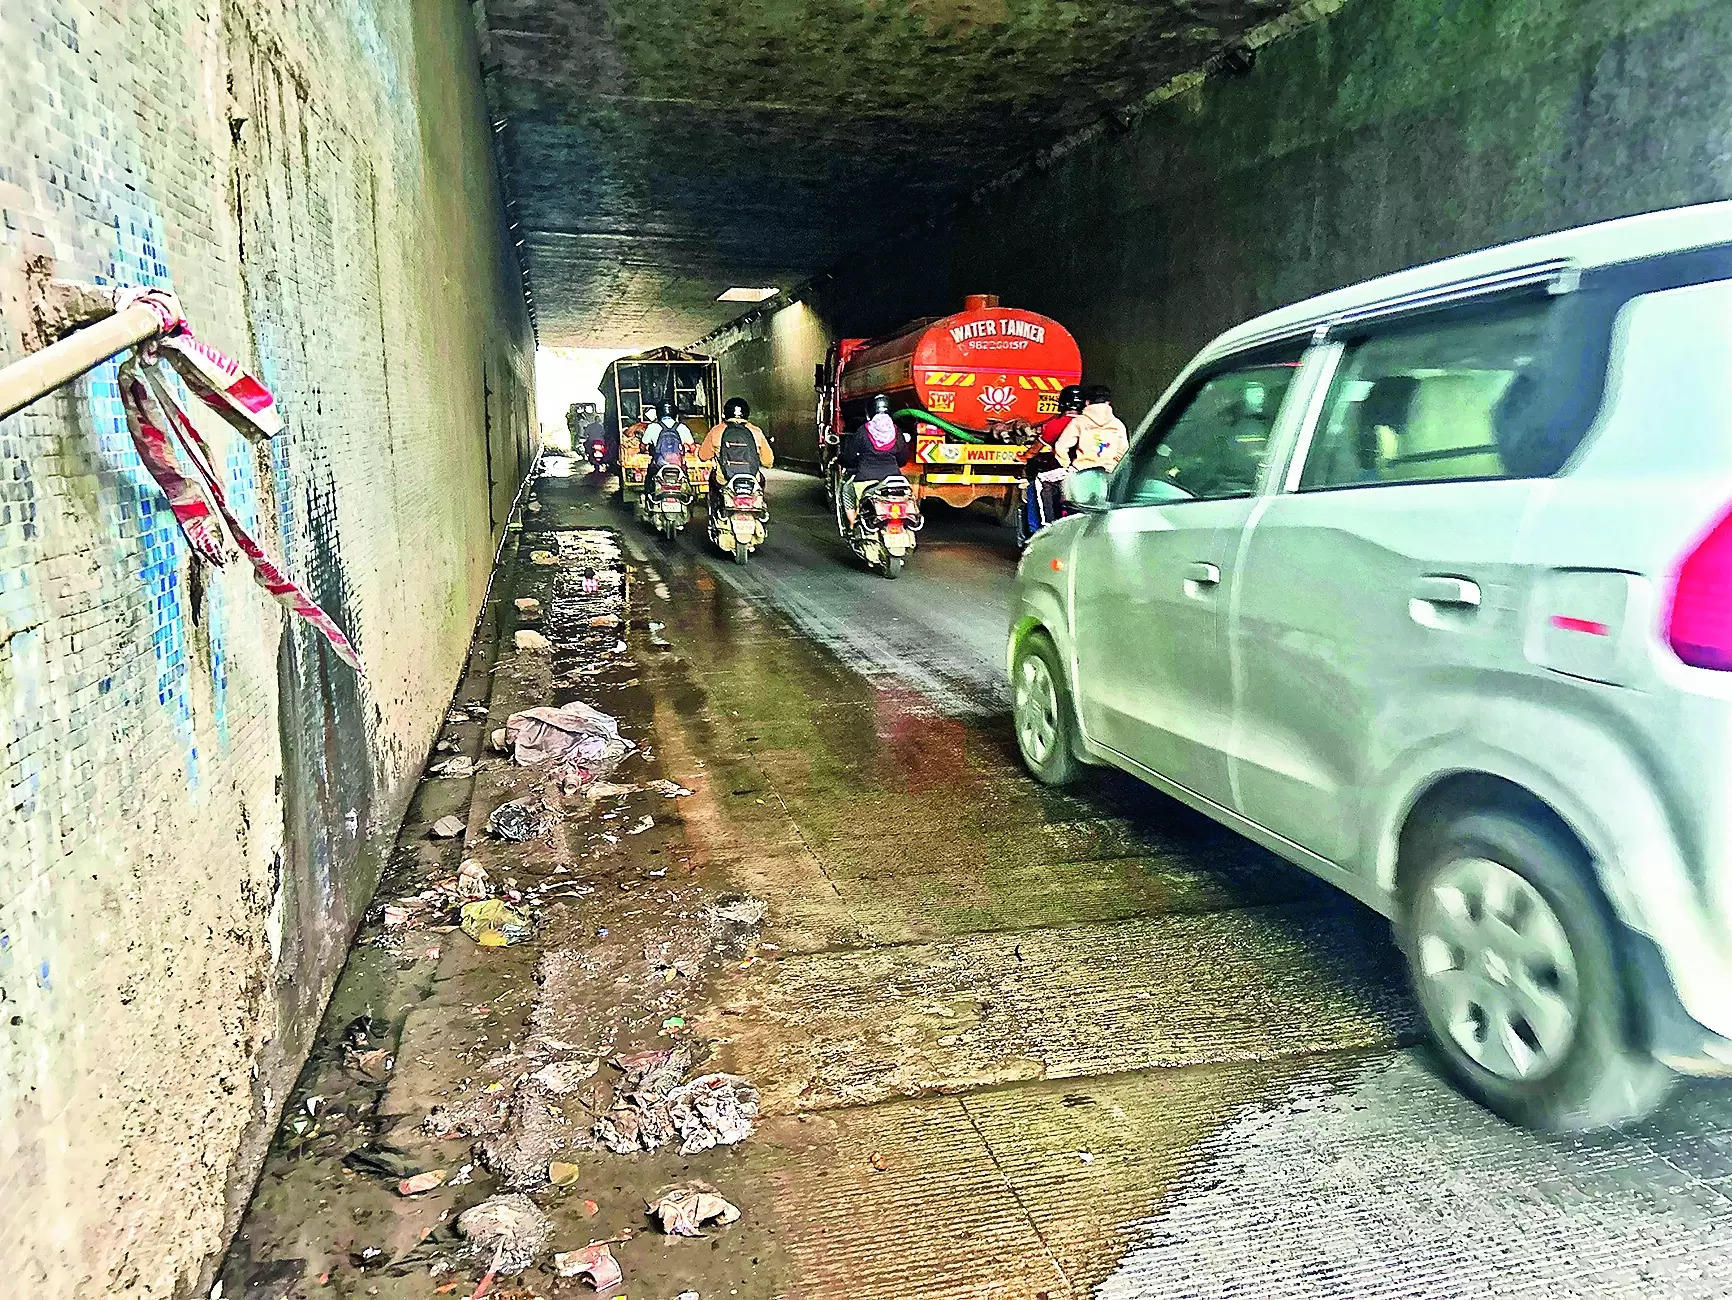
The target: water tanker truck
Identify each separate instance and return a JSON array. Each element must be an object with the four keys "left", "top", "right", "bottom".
[{"left": 815, "top": 294, "right": 1083, "bottom": 514}]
